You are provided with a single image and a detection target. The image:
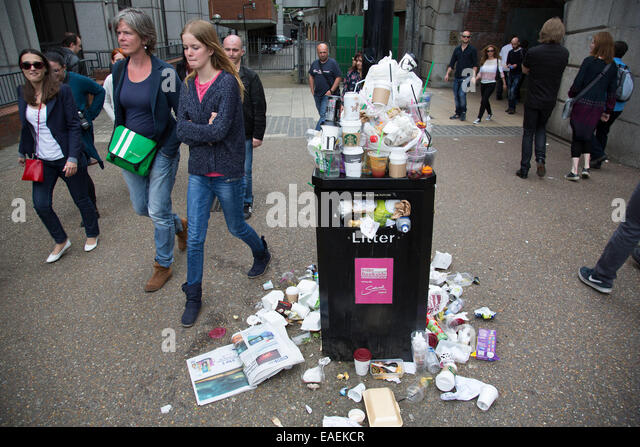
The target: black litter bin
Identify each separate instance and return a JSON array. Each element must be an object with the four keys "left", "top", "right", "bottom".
[{"left": 312, "top": 169, "right": 436, "bottom": 361}]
